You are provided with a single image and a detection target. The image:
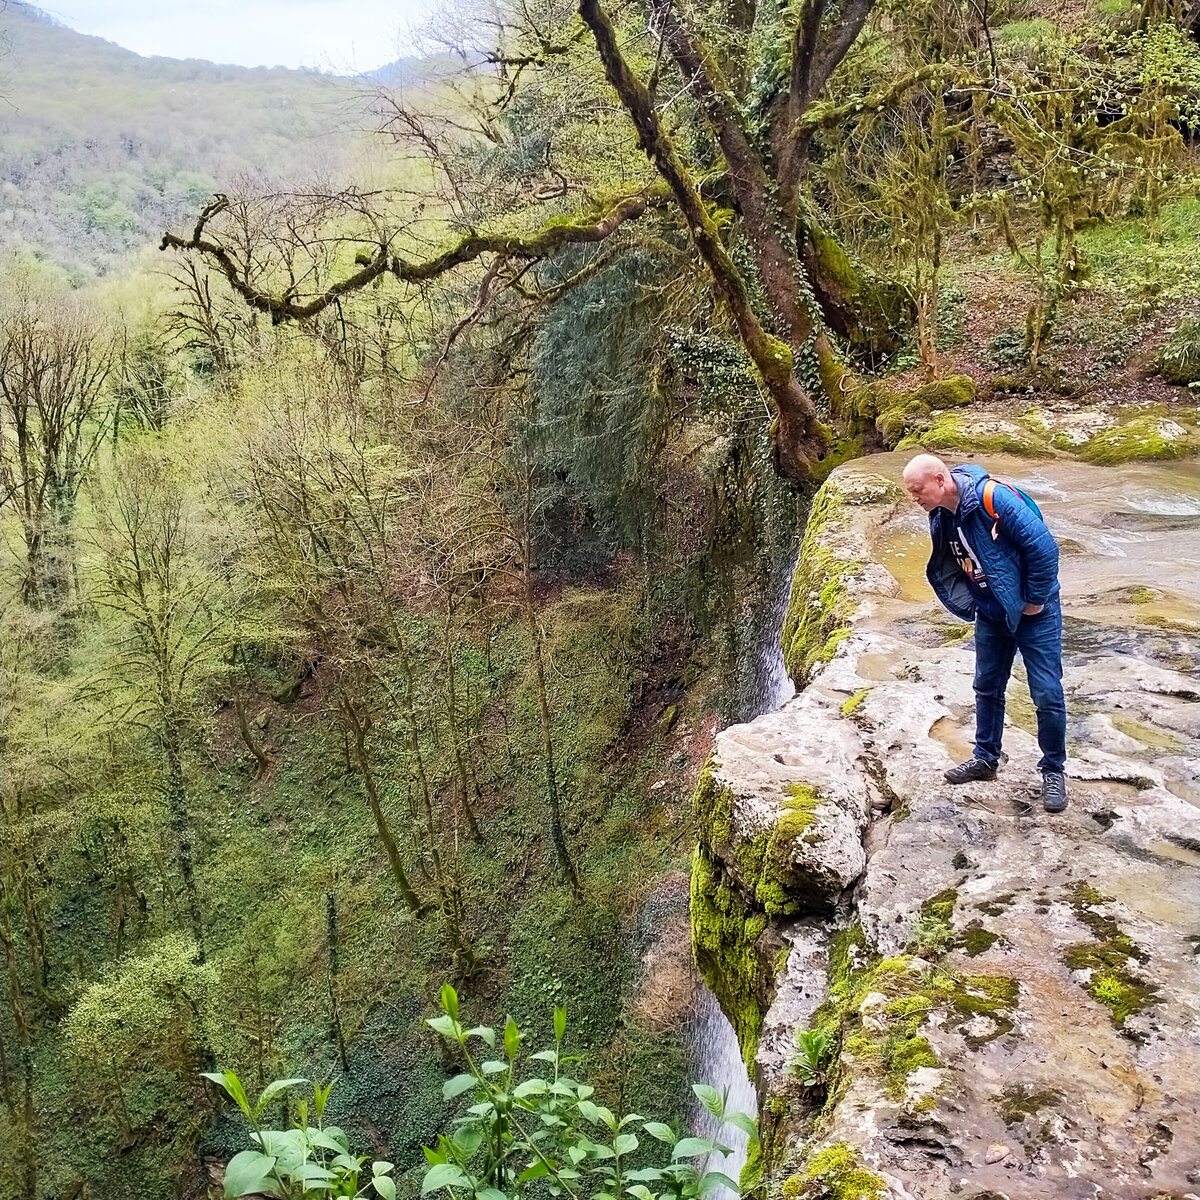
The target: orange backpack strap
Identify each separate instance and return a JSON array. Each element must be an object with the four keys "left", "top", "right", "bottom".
[{"left": 982, "top": 478, "right": 999, "bottom": 521}]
